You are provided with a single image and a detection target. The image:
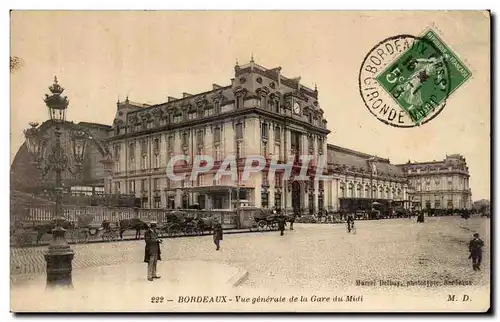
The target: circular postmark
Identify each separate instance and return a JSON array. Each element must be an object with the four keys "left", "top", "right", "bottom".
[{"left": 359, "top": 34, "right": 451, "bottom": 128}]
